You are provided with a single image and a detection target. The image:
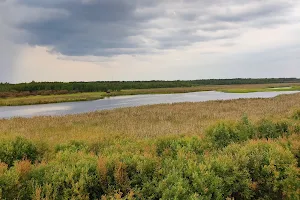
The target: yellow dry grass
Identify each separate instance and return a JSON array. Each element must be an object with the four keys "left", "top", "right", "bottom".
[{"left": 1, "top": 92, "right": 300, "bottom": 146}]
